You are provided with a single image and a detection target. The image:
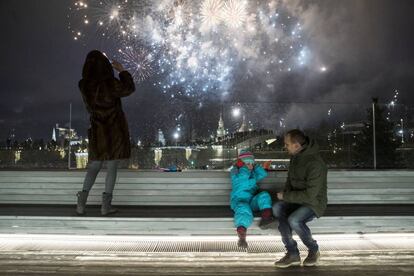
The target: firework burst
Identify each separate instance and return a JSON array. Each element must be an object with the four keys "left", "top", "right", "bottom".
[
  {"left": 200, "top": 0, "right": 224, "bottom": 31},
  {"left": 222, "top": 0, "right": 248, "bottom": 29},
  {"left": 118, "top": 44, "right": 154, "bottom": 83}
]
